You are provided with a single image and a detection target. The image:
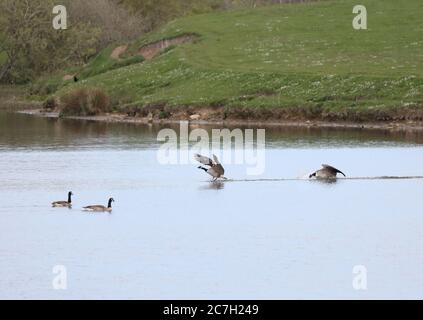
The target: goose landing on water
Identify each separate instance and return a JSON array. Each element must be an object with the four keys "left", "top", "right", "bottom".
[
  {"left": 194, "top": 154, "right": 227, "bottom": 181},
  {"left": 309, "top": 164, "right": 346, "bottom": 180},
  {"left": 52, "top": 192, "right": 73, "bottom": 208},
  {"left": 84, "top": 198, "right": 114, "bottom": 212}
]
